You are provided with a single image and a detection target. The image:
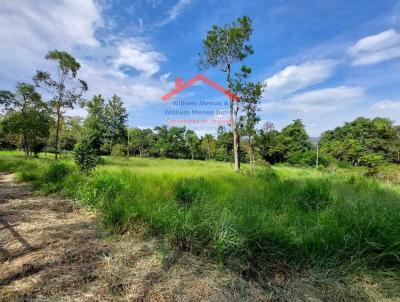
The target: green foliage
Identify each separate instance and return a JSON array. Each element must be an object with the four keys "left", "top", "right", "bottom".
[
  {"left": 73, "top": 141, "right": 100, "bottom": 171},
  {"left": 33, "top": 50, "right": 87, "bottom": 158},
  {"left": 200, "top": 134, "right": 216, "bottom": 160},
  {"left": 174, "top": 176, "right": 209, "bottom": 204},
  {"left": 320, "top": 117, "right": 400, "bottom": 165},
  {"left": 296, "top": 180, "right": 331, "bottom": 211},
  {"left": 199, "top": 15, "right": 254, "bottom": 171},
  {"left": 198, "top": 16, "right": 253, "bottom": 70},
  {"left": 42, "top": 161, "right": 74, "bottom": 193},
  {"left": 2, "top": 153, "right": 400, "bottom": 271},
  {"left": 360, "top": 153, "right": 385, "bottom": 168},
  {"left": 288, "top": 150, "right": 332, "bottom": 167},
  {"left": 256, "top": 120, "right": 312, "bottom": 164},
  {"left": 111, "top": 144, "right": 125, "bottom": 158},
  {"left": 0, "top": 83, "right": 50, "bottom": 156},
  {"left": 82, "top": 94, "right": 127, "bottom": 155},
  {"left": 43, "top": 161, "right": 72, "bottom": 183}
]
